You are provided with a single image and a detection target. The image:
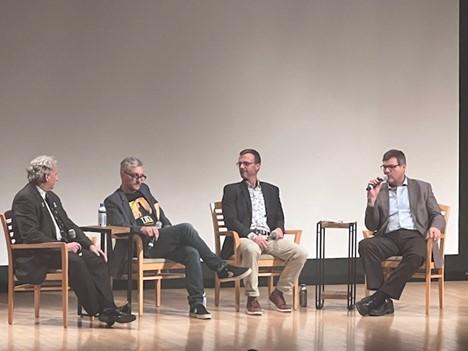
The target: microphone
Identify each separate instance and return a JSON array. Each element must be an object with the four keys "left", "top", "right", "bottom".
[
  {"left": 68, "top": 229, "right": 82, "bottom": 256},
  {"left": 269, "top": 231, "right": 278, "bottom": 240},
  {"left": 148, "top": 221, "right": 163, "bottom": 249},
  {"left": 366, "top": 176, "right": 387, "bottom": 191}
]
